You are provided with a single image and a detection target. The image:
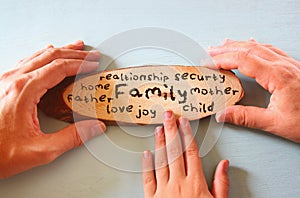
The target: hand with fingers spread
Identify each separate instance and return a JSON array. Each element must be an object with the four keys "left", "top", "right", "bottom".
[
  {"left": 208, "top": 39, "right": 300, "bottom": 143},
  {"left": 0, "top": 41, "right": 106, "bottom": 178},
  {"left": 142, "top": 111, "right": 229, "bottom": 198}
]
